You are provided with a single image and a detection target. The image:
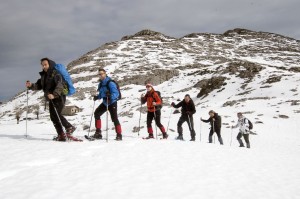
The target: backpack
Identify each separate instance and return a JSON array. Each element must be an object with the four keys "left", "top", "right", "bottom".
[
  {"left": 152, "top": 91, "right": 163, "bottom": 109},
  {"left": 244, "top": 118, "right": 253, "bottom": 130},
  {"left": 54, "top": 64, "right": 76, "bottom": 96},
  {"left": 216, "top": 115, "right": 222, "bottom": 128},
  {"left": 101, "top": 79, "right": 122, "bottom": 100}
]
